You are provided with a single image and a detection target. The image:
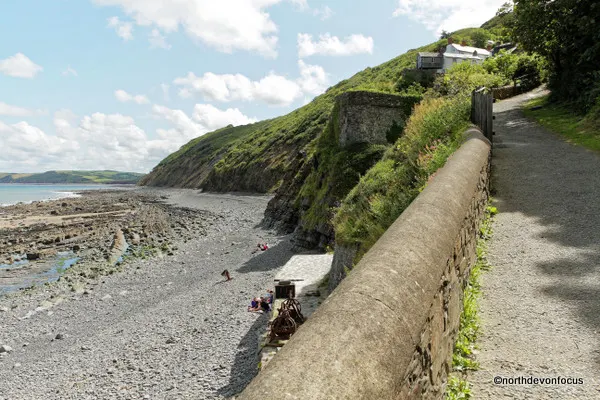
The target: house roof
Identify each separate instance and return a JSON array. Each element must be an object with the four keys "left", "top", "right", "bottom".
[
  {"left": 492, "top": 43, "right": 518, "bottom": 55},
  {"left": 418, "top": 52, "right": 442, "bottom": 57},
  {"left": 444, "top": 53, "right": 485, "bottom": 60},
  {"left": 450, "top": 44, "right": 491, "bottom": 57}
]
